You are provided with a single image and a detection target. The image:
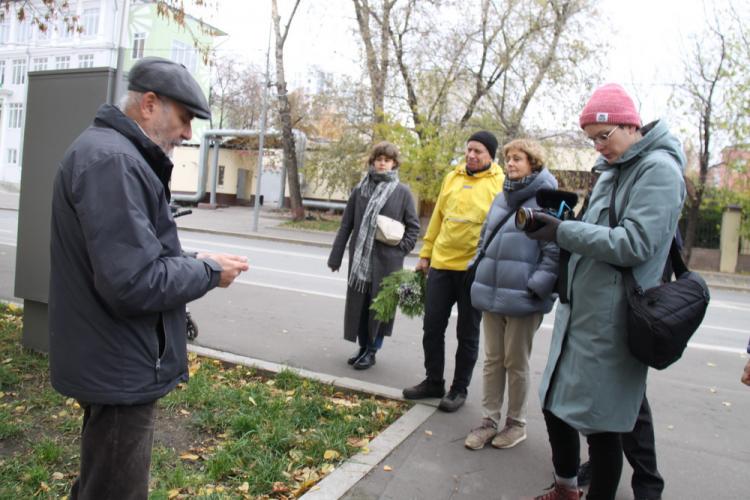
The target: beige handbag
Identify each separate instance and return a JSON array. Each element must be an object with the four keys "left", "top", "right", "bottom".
[{"left": 375, "top": 214, "right": 405, "bottom": 246}]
